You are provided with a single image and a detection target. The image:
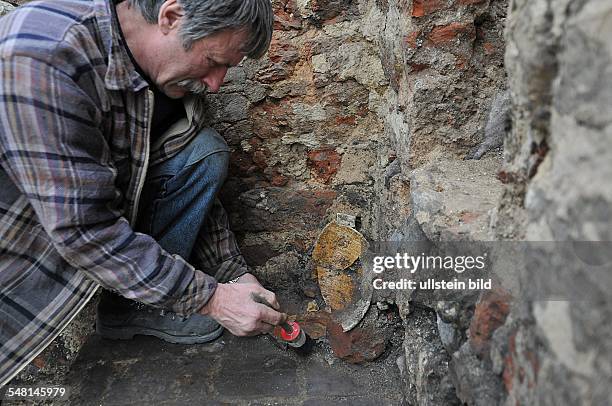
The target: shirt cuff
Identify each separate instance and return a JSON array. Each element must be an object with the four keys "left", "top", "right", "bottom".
[{"left": 170, "top": 269, "right": 218, "bottom": 316}]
